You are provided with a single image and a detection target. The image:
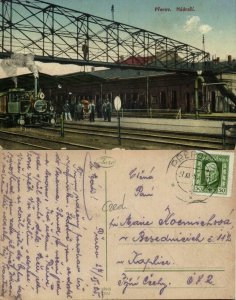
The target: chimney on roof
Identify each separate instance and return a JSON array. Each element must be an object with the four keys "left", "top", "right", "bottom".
[{"left": 111, "top": 5, "right": 114, "bottom": 21}]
